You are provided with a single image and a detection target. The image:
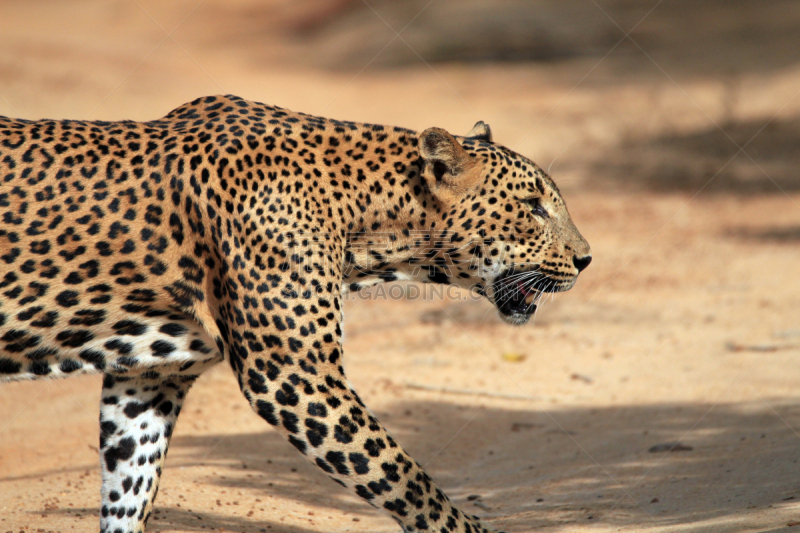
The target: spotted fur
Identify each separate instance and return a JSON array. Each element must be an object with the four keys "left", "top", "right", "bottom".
[{"left": 0, "top": 95, "right": 590, "bottom": 533}]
